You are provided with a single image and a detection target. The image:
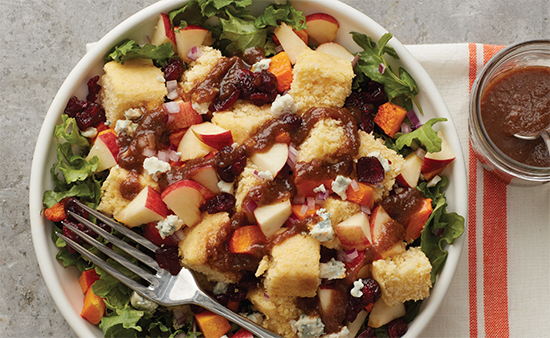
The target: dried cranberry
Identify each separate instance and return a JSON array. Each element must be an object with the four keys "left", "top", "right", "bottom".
[
  {"left": 226, "top": 283, "right": 248, "bottom": 302},
  {"left": 364, "top": 81, "right": 387, "bottom": 105},
  {"left": 204, "top": 193, "right": 236, "bottom": 214},
  {"left": 237, "top": 273, "right": 260, "bottom": 290},
  {"left": 360, "top": 112, "right": 375, "bottom": 133},
  {"left": 249, "top": 92, "right": 273, "bottom": 106},
  {"left": 231, "top": 153, "right": 247, "bottom": 177},
  {"left": 62, "top": 223, "right": 80, "bottom": 254},
  {"left": 238, "top": 68, "right": 256, "bottom": 99},
  {"left": 356, "top": 156, "right": 385, "bottom": 185},
  {"left": 387, "top": 318, "right": 408, "bottom": 338},
  {"left": 75, "top": 102, "right": 106, "bottom": 130},
  {"left": 213, "top": 292, "right": 229, "bottom": 306},
  {"left": 164, "top": 59, "right": 185, "bottom": 81},
  {"left": 281, "top": 113, "right": 302, "bottom": 130},
  {"left": 357, "top": 327, "right": 376, "bottom": 338},
  {"left": 64, "top": 197, "right": 89, "bottom": 223},
  {"left": 64, "top": 96, "right": 87, "bottom": 117},
  {"left": 213, "top": 86, "right": 241, "bottom": 111},
  {"left": 254, "top": 70, "right": 278, "bottom": 93},
  {"left": 86, "top": 76, "right": 101, "bottom": 102},
  {"left": 361, "top": 277, "right": 382, "bottom": 305},
  {"left": 155, "top": 246, "right": 181, "bottom": 275}
]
